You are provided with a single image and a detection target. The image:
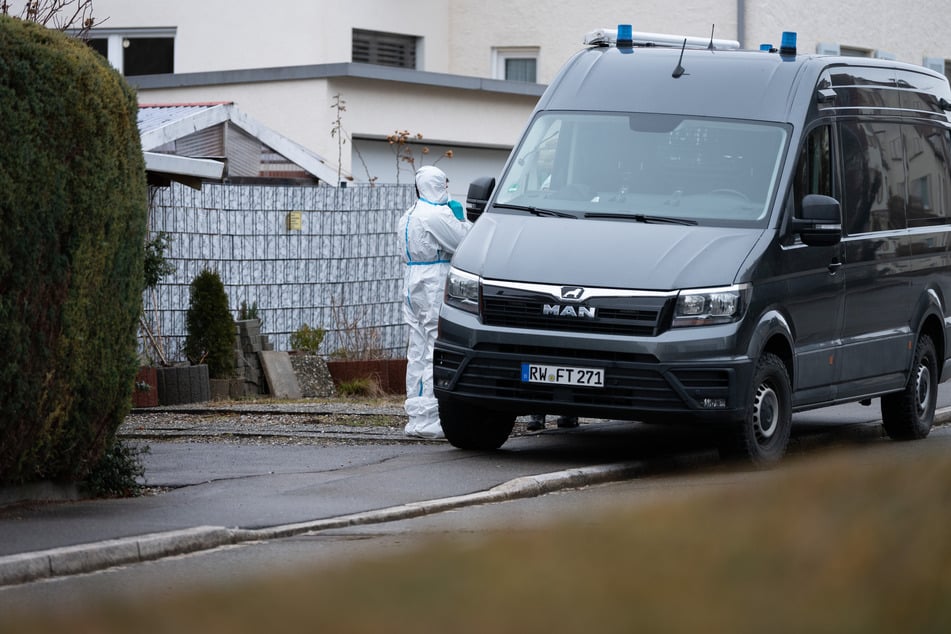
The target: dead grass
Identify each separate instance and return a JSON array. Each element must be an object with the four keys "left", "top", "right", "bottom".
[{"left": 5, "top": 443, "right": 951, "bottom": 633}]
